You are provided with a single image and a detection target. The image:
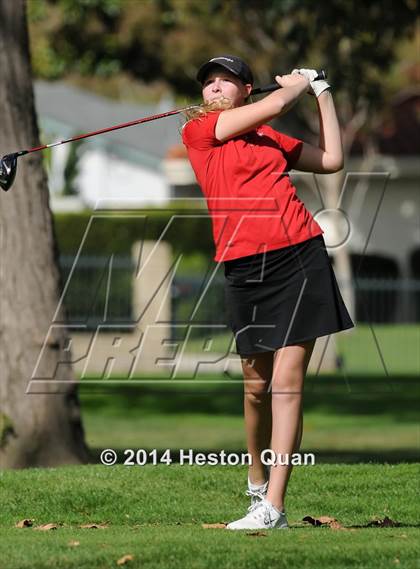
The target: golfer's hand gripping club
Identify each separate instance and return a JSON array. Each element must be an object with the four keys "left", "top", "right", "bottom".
[
  {"left": 291, "top": 68, "right": 330, "bottom": 97},
  {"left": 250, "top": 69, "right": 327, "bottom": 96}
]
